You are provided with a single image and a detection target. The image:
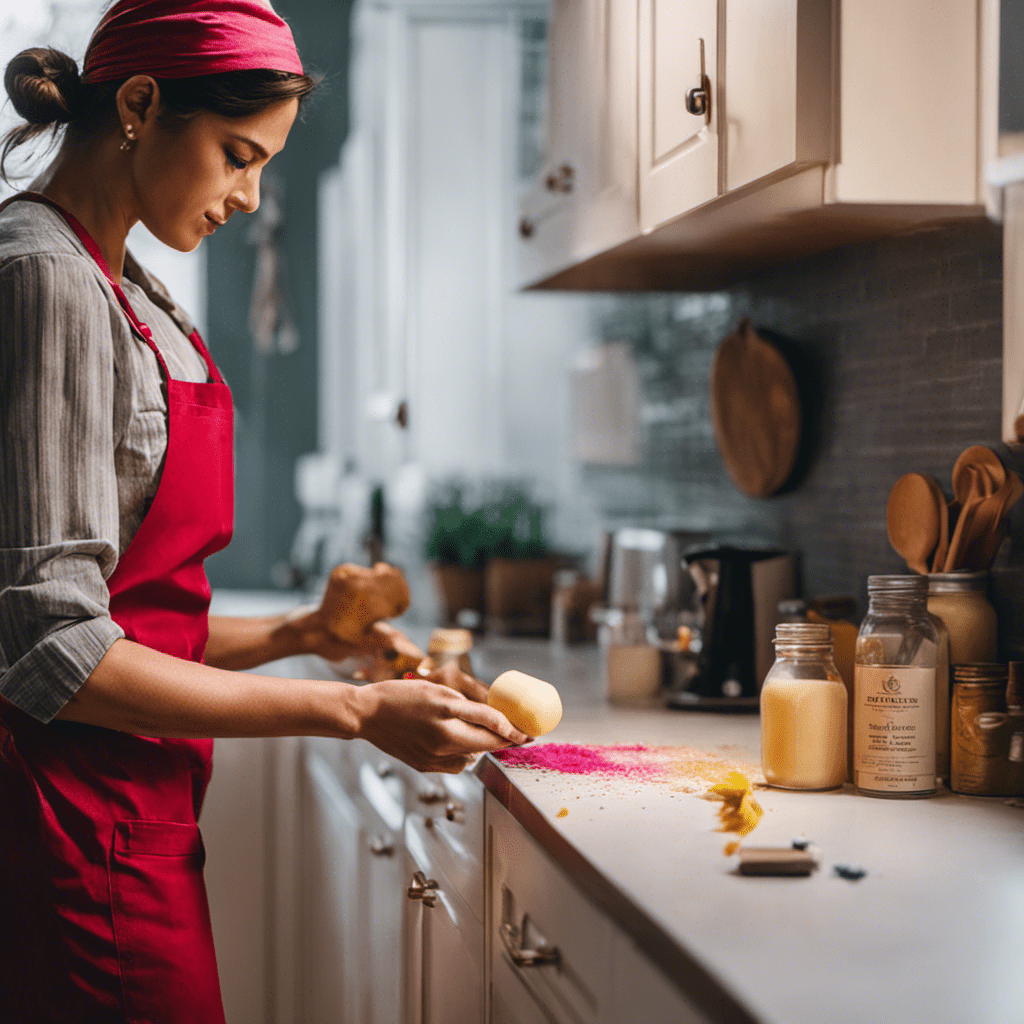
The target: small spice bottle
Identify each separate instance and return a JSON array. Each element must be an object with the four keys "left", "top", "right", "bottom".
[
  {"left": 854, "top": 575, "right": 938, "bottom": 798},
  {"left": 424, "top": 628, "right": 474, "bottom": 676},
  {"left": 761, "top": 622, "right": 847, "bottom": 790},
  {"left": 951, "top": 663, "right": 1012, "bottom": 796}
]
